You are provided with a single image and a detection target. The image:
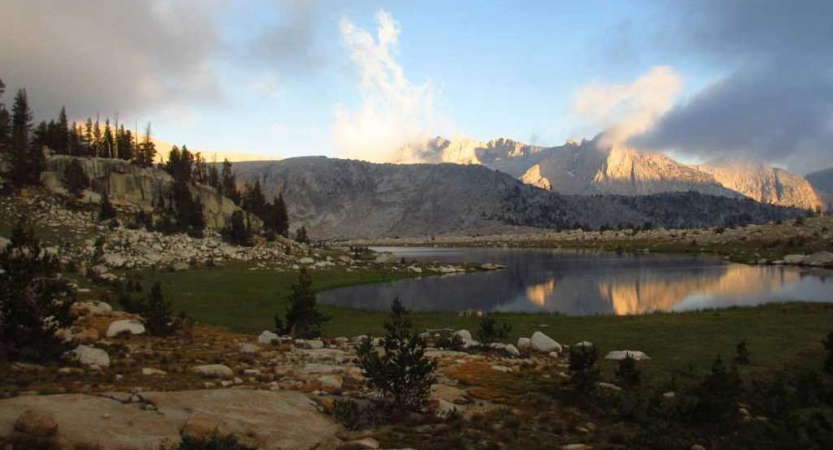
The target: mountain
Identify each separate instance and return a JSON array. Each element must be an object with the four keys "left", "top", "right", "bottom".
[
  {"left": 807, "top": 167, "right": 833, "bottom": 210},
  {"left": 233, "top": 157, "right": 803, "bottom": 239},
  {"left": 150, "top": 137, "right": 278, "bottom": 164},
  {"left": 399, "top": 135, "right": 823, "bottom": 210}
]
